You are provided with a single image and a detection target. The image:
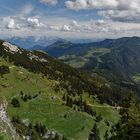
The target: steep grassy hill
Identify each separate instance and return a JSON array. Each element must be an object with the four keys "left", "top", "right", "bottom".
[
  {"left": 0, "top": 40, "right": 131, "bottom": 105},
  {"left": 0, "top": 41, "right": 122, "bottom": 140},
  {"left": 0, "top": 58, "right": 121, "bottom": 140}
]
